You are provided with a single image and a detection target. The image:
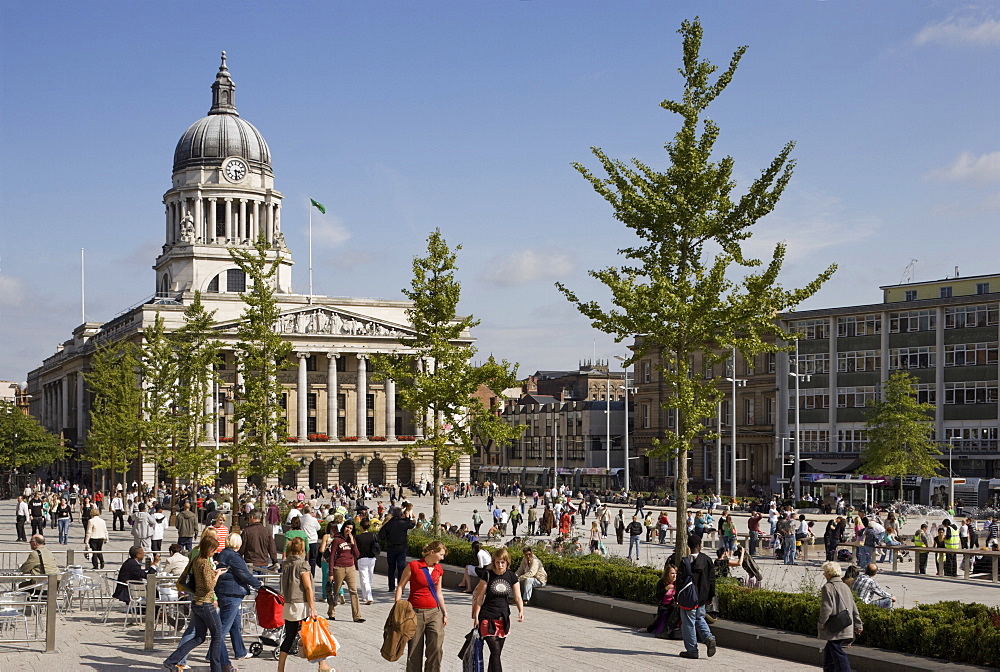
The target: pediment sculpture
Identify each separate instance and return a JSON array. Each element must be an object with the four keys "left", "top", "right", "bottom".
[{"left": 272, "top": 308, "right": 413, "bottom": 337}]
